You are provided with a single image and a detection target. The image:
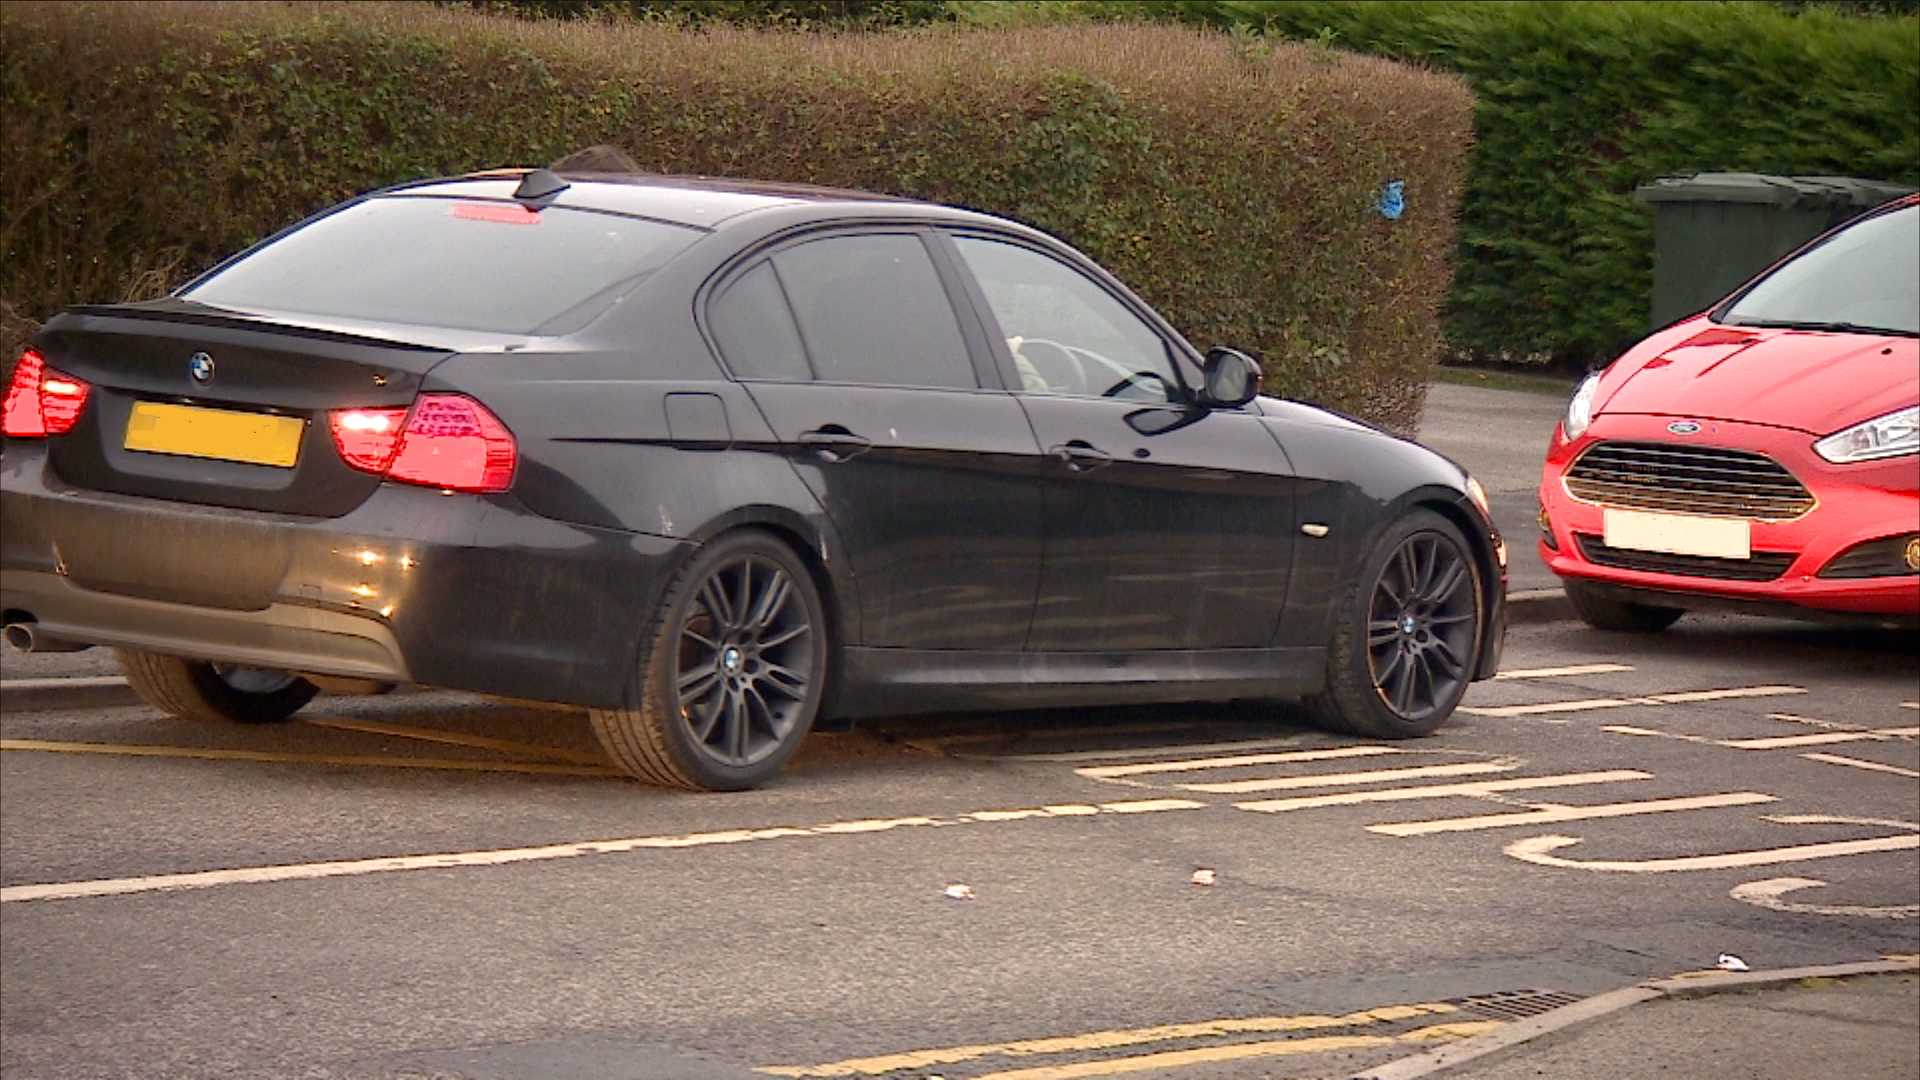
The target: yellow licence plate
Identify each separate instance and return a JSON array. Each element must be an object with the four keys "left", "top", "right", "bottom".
[{"left": 124, "top": 402, "right": 305, "bottom": 468}]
